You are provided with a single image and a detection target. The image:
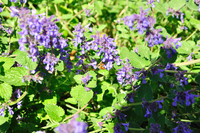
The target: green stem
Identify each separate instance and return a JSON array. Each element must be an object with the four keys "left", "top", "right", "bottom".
[
  {"left": 88, "top": 128, "right": 107, "bottom": 133},
  {"left": 126, "top": 96, "right": 167, "bottom": 107},
  {"left": 180, "top": 119, "right": 200, "bottom": 123},
  {"left": 9, "top": 91, "right": 28, "bottom": 106},
  {"left": 128, "top": 127, "right": 145, "bottom": 131},
  {"left": 164, "top": 70, "right": 199, "bottom": 75},
  {"left": 184, "top": 29, "right": 198, "bottom": 41},
  {"left": 65, "top": 104, "right": 89, "bottom": 115},
  {"left": 174, "top": 59, "right": 200, "bottom": 67}
]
